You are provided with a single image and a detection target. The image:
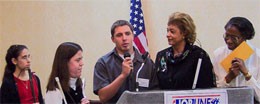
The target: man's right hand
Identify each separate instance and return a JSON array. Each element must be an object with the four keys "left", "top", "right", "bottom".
[{"left": 121, "top": 57, "right": 133, "bottom": 77}]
